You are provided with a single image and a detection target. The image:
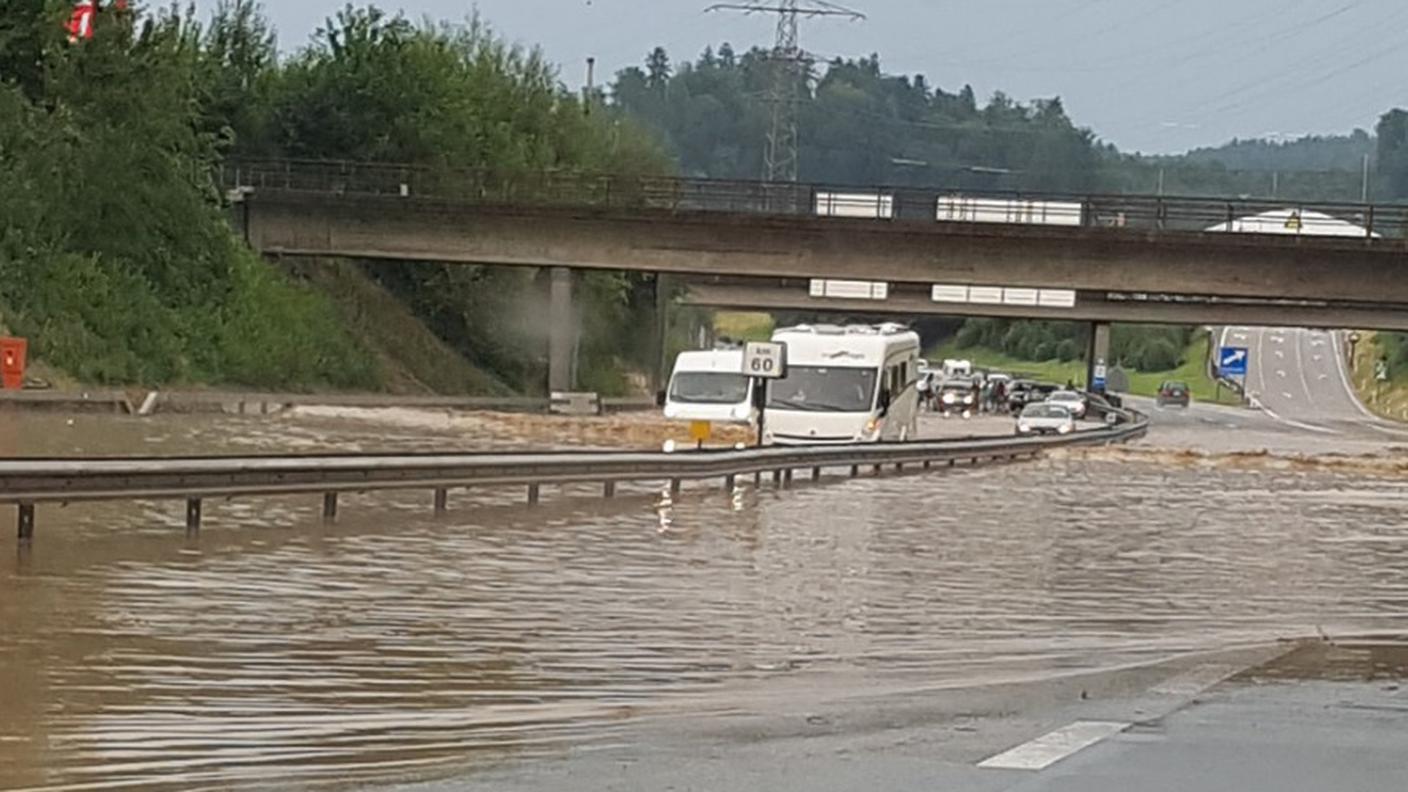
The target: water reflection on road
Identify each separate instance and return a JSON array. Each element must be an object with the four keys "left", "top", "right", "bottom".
[{"left": 3, "top": 411, "right": 1408, "bottom": 790}]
